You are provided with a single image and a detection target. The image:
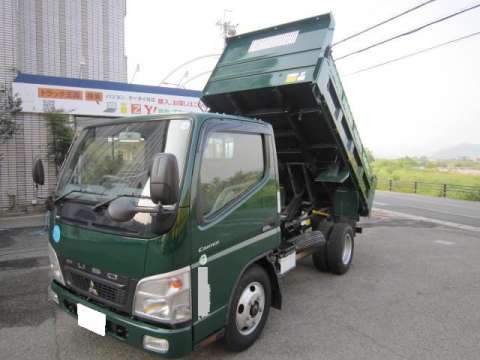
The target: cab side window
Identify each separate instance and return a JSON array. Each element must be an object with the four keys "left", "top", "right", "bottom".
[{"left": 199, "top": 132, "right": 265, "bottom": 218}]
